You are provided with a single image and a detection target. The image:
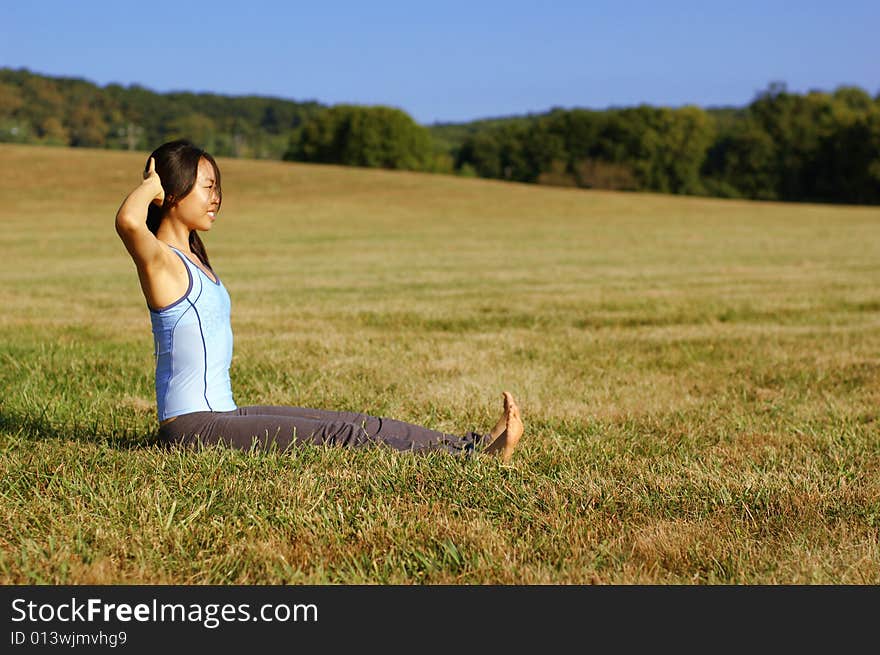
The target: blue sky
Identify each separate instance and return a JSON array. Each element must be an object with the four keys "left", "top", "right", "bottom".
[{"left": 2, "top": 0, "right": 877, "bottom": 125}]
